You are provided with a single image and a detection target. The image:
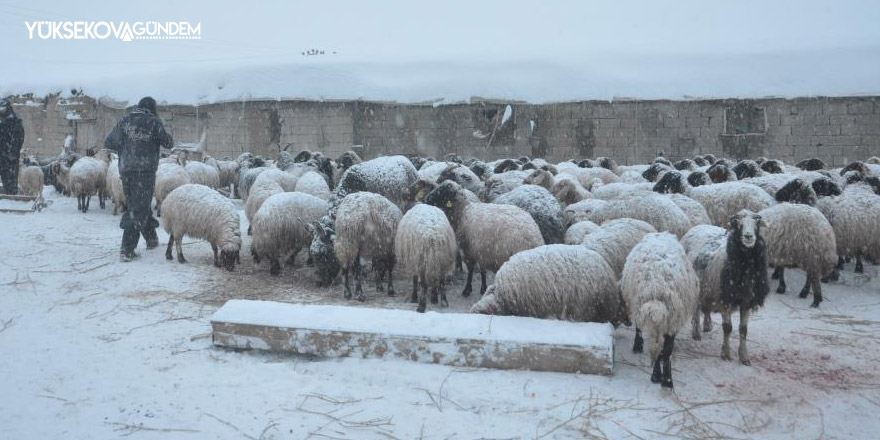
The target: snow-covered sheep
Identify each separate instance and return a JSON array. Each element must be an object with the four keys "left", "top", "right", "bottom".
[
  {"left": 621, "top": 232, "right": 699, "bottom": 388},
  {"left": 524, "top": 169, "right": 589, "bottom": 207},
  {"left": 303, "top": 216, "right": 341, "bottom": 287},
  {"left": 759, "top": 203, "right": 837, "bottom": 307},
  {"left": 68, "top": 150, "right": 111, "bottom": 212},
  {"left": 161, "top": 184, "right": 242, "bottom": 271},
  {"left": 184, "top": 161, "right": 220, "bottom": 189},
  {"left": 816, "top": 185, "right": 880, "bottom": 276},
  {"left": 706, "top": 163, "right": 737, "bottom": 183},
  {"left": 571, "top": 191, "right": 692, "bottom": 238},
  {"left": 581, "top": 218, "right": 658, "bottom": 278},
  {"left": 733, "top": 160, "right": 762, "bottom": 179},
  {"left": 237, "top": 165, "right": 269, "bottom": 201},
  {"left": 481, "top": 170, "right": 530, "bottom": 201},
  {"left": 655, "top": 174, "right": 776, "bottom": 227},
  {"left": 106, "top": 159, "right": 126, "bottom": 215},
  {"left": 423, "top": 181, "right": 544, "bottom": 297},
  {"left": 394, "top": 204, "right": 458, "bottom": 312},
  {"left": 204, "top": 155, "right": 240, "bottom": 194},
  {"left": 558, "top": 166, "right": 619, "bottom": 189},
  {"left": 760, "top": 159, "right": 785, "bottom": 174},
  {"left": 17, "top": 163, "right": 43, "bottom": 197},
  {"left": 295, "top": 170, "right": 332, "bottom": 200},
  {"left": 436, "top": 164, "right": 485, "bottom": 195},
  {"left": 251, "top": 192, "right": 329, "bottom": 275},
  {"left": 796, "top": 158, "right": 826, "bottom": 171},
  {"left": 493, "top": 185, "right": 565, "bottom": 244},
  {"left": 471, "top": 245, "right": 626, "bottom": 325},
  {"left": 331, "top": 192, "right": 403, "bottom": 301},
  {"left": 564, "top": 220, "right": 599, "bottom": 245},
  {"left": 667, "top": 193, "right": 712, "bottom": 228},
  {"left": 683, "top": 211, "right": 769, "bottom": 364},
  {"left": 590, "top": 182, "right": 653, "bottom": 200},
  {"left": 331, "top": 155, "right": 419, "bottom": 214},
  {"left": 154, "top": 163, "right": 191, "bottom": 217},
  {"left": 773, "top": 178, "right": 818, "bottom": 205}
]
